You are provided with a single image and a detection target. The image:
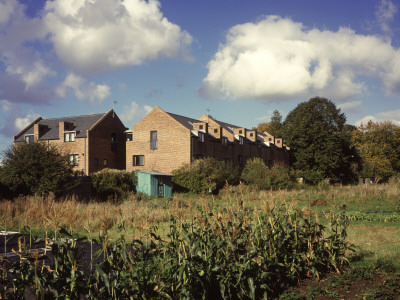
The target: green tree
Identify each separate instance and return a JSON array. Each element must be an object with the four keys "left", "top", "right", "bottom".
[
  {"left": 241, "top": 158, "right": 297, "bottom": 190},
  {"left": 256, "top": 110, "right": 284, "bottom": 137},
  {"left": 172, "top": 158, "right": 239, "bottom": 194},
  {"left": 351, "top": 121, "right": 400, "bottom": 182},
  {"left": 0, "top": 142, "right": 73, "bottom": 197},
  {"left": 283, "top": 97, "right": 352, "bottom": 184}
]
